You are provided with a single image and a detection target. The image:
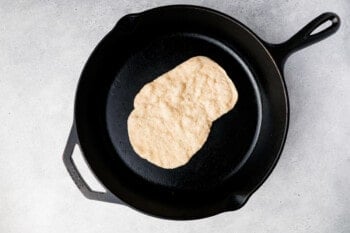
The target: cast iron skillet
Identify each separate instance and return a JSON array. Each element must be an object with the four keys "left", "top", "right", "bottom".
[{"left": 63, "top": 5, "right": 340, "bottom": 220}]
